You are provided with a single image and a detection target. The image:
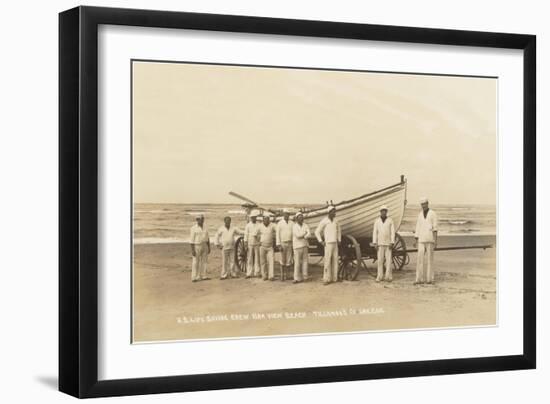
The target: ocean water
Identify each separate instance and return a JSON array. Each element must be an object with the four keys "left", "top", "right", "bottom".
[{"left": 133, "top": 203, "right": 496, "bottom": 245}]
